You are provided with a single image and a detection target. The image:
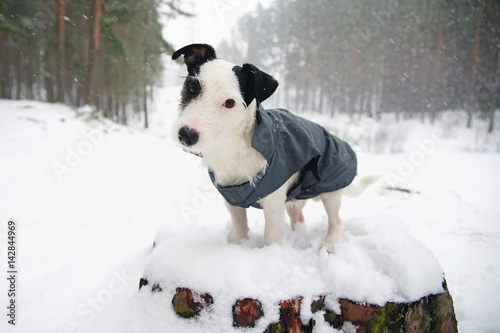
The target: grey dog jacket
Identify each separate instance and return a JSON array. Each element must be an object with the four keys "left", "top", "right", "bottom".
[{"left": 209, "top": 107, "right": 357, "bottom": 209}]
